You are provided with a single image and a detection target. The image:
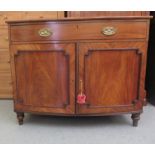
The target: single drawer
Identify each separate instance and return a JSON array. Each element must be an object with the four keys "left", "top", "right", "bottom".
[
  {"left": 10, "top": 20, "right": 148, "bottom": 42},
  {"left": 0, "top": 27, "right": 9, "bottom": 48}
]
